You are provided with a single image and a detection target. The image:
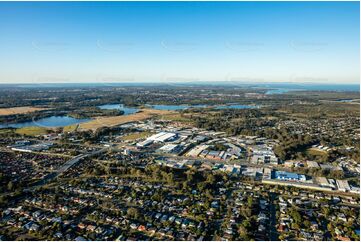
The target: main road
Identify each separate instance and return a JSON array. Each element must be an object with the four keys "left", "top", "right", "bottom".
[{"left": 27, "top": 147, "right": 109, "bottom": 189}]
